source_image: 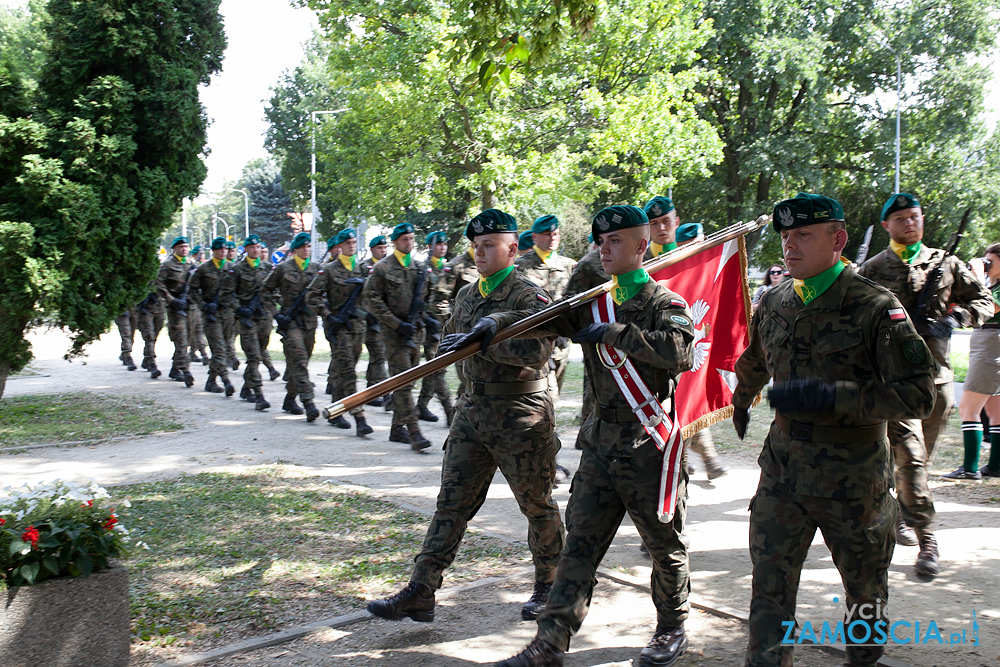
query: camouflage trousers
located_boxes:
[686,428,720,466]
[889,382,953,534]
[239,316,271,391]
[223,310,237,362]
[280,325,315,401]
[417,336,452,412]
[747,475,897,667]
[325,326,365,417]
[187,308,206,354]
[537,448,689,652]
[410,418,564,591]
[573,367,596,449]
[203,310,230,381]
[547,339,571,398]
[166,310,189,372]
[115,311,138,355]
[138,310,164,368]
[386,333,420,428]
[364,325,388,386]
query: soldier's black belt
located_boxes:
[775,413,887,444]
[471,379,548,396]
[981,323,1000,330]
[598,406,636,423]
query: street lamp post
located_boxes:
[214,212,234,242]
[310,108,350,261]
[874,36,902,193]
[225,188,249,239]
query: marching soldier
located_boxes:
[518,230,533,257]
[360,235,389,404]
[733,193,936,667]
[447,240,479,300]
[366,209,564,627]
[642,196,680,258]
[307,229,374,436]
[223,240,240,370]
[155,236,195,387]
[188,237,237,396]
[233,234,275,410]
[114,308,139,370]
[858,192,992,578]
[489,205,695,667]
[264,231,320,421]
[417,230,455,425]
[187,245,209,366]
[257,241,282,383]
[136,286,164,378]
[362,223,432,450]
[516,215,577,395]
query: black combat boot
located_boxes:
[200,349,209,365]
[355,415,373,436]
[521,581,552,620]
[240,385,252,401]
[230,356,240,370]
[330,415,351,429]
[148,364,161,379]
[253,388,270,411]
[303,400,320,422]
[123,354,137,371]
[189,351,198,364]
[141,358,150,370]
[417,404,439,422]
[168,366,182,381]
[493,638,564,667]
[408,425,431,451]
[704,456,729,480]
[915,534,940,578]
[366,581,435,622]
[205,376,223,393]
[389,424,410,444]
[638,625,687,667]
[222,377,235,397]
[183,371,195,387]
[366,396,385,407]
[283,394,304,415]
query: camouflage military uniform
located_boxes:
[516,248,577,395]
[859,246,992,534]
[136,290,165,371]
[189,259,237,384]
[565,248,609,445]
[359,257,388,387]
[410,270,564,591]
[264,258,319,402]
[733,265,936,666]
[155,254,192,373]
[307,259,367,415]
[446,248,479,299]
[114,308,138,360]
[491,279,695,652]
[233,257,275,392]
[417,258,455,418]
[362,254,428,431]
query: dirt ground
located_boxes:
[3,326,999,667]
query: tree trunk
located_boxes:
[756,171,773,207]
[480,183,497,211]
[724,146,743,224]
[0,360,8,400]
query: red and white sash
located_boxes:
[591,293,684,523]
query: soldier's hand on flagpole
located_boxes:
[733,406,750,440]
[571,323,621,345]
[768,378,836,413]
[439,317,497,354]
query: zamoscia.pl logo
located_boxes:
[781,597,980,647]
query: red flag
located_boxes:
[652,237,753,438]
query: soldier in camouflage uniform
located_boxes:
[233,235,275,411]
[257,242,281,382]
[264,231,321,421]
[366,209,564,627]
[516,215,577,396]
[136,286,164,378]
[447,244,479,299]
[642,195,680,259]
[362,223,432,450]
[492,206,695,667]
[858,192,992,578]
[188,236,237,397]
[518,230,533,257]
[416,230,455,425]
[732,193,936,667]
[186,245,209,366]
[114,308,139,371]
[359,236,390,404]
[155,236,195,387]
[307,229,374,436]
[223,240,240,371]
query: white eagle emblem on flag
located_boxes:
[689,299,712,372]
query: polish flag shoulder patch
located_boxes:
[537,293,550,304]
[670,298,687,309]
[888,308,906,321]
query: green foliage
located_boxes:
[242,157,296,250]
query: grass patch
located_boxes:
[0,392,182,447]
[116,466,526,665]
[951,350,968,383]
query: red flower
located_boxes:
[81,500,93,507]
[102,515,118,531]
[0,518,5,526]
[22,526,39,548]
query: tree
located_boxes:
[0,0,224,397]
[241,157,296,250]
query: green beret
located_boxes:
[172,236,190,248]
[391,223,415,241]
[592,205,648,239]
[289,231,311,250]
[518,230,534,250]
[210,236,225,251]
[466,209,518,240]
[191,244,201,254]
[369,235,387,248]
[676,223,703,243]
[881,192,921,221]
[531,215,559,234]
[425,230,447,245]
[326,235,339,249]
[773,192,845,232]
[643,196,675,219]
[225,241,236,249]
[244,234,261,246]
